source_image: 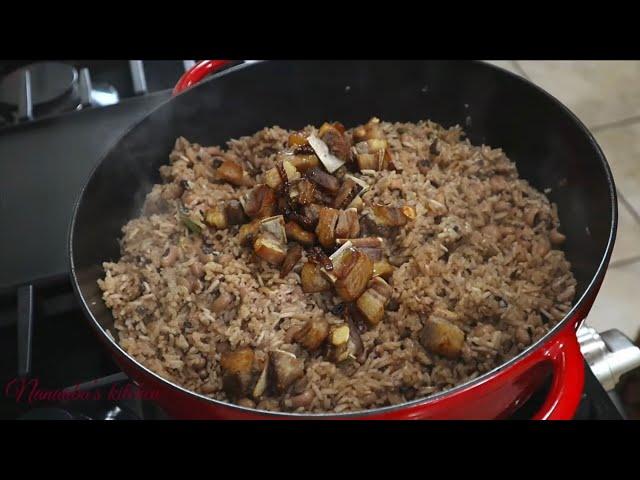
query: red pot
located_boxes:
[111,308,588,419]
[71,60,617,420]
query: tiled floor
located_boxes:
[485,61,640,340]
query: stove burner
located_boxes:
[0,62,78,107]
[0,61,120,125]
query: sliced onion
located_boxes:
[307,134,345,173]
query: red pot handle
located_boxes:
[531,326,585,420]
[173,60,233,96]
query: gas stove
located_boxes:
[0,60,195,129]
[0,60,634,419]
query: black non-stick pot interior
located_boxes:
[71,60,615,338]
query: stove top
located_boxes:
[0,60,192,129]
[0,60,629,420]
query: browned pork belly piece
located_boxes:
[238,219,261,246]
[288,154,320,172]
[318,122,351,162]
[265,159,301,191]
[285,221,316,246]
[352,117,385,142]
[241,184,277,219]
[333,178,360,209]
[336,237,384,261]
[327,320,364,363]
[204,206,227,229]
[316,207,340,248]
[306,167,340,193]
[371,204,416,227]
[293,317,330,352]
[280,244,303,278]
[352,118,395,171]
[419,317,465,359]
[216,159,253,186]
[253,216,288,265]
[355,277,393,326]
[220,347,255,398]
[287,132,308,148]
[372,260,395,279]
[205,200,247,230]
[334,208,360,239]
[270,350,305,393]
[253,234,286,265]
[290,178,317,205]
[302,203,322,228]
[300,262,332,293]
[329,245,374,302]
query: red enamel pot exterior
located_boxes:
[110,313,588,419]
[70,60,617,420]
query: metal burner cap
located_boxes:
[0,62,78,107]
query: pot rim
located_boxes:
[69,60,618,418]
